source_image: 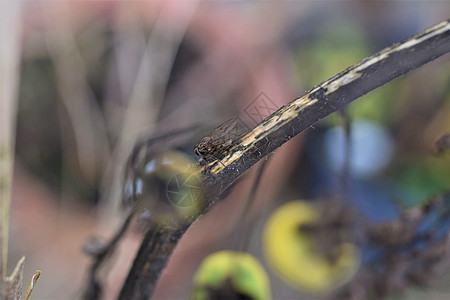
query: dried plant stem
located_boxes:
[117,223,189,300]
[0,1,22,298]
[106,1,199,214]
[24,270,41,300]
[82,209,136,300]
[44,3,111,191]
[202,19,450,195]
[120,19,450,300]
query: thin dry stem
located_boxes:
[0,1,22,295]
[24,270,41,300]
[105,1,199,214]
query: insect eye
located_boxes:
[194,147,207,156]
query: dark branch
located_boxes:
[118,19,450,299]
[82,209,135,300]
[201,19,450,196]
[117,223,189,300]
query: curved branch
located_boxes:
[202,19,450,196]
[119,19,450,299]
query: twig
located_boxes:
[0,1,22,298]
[24,270,41,300]
[82,208,136,300]
[3,257,25,300]
[201,19,450,196]
[44,3,111,185]
[117,223,189,300]
[236,157,270,251]
[105,1,199,214]
[118,20,450,299]
[339,108,352,195]
[117,125,202,298]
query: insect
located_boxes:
[194,118,240,164]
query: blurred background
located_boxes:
[1,0,448,299]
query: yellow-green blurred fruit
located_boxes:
[125,150,205,226]
[191,251,272,300]
[263,201,359,294]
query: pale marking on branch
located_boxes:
[324,20,450,95]
[396,20,450,52]
[325,72,362,95]
[210,96,319,173]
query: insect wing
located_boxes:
[194,118,241,162]
[207,118,239,145]
[215,118,238,134]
